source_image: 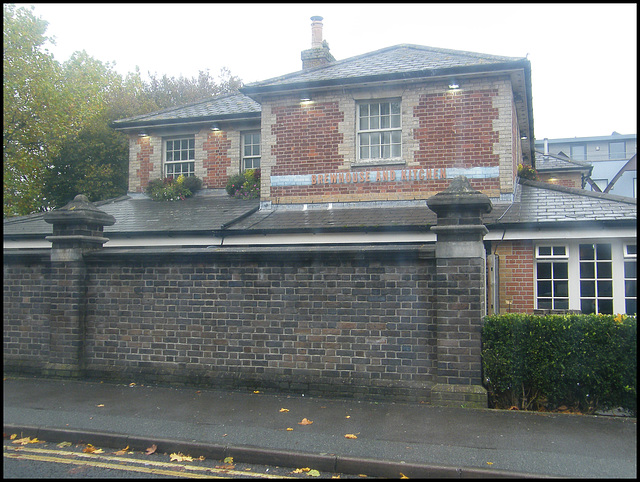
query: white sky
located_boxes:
[15,3,638,140]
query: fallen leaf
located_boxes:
[96,404,104,407]
[223,456,234,464]
[198,456,205,461]
[57,441,72,448]
[114,445,129,455]
[215,464,235,470]
[145,444,157,455]
[279,408,290,412]
[129,383,136,387]
[293,468,311,473]
[308,469,321,477]
[345,415,350,419]
[486,462,493,465]
[13,437,41,445]
[245,468,252,471]
[508,406,519,410]
[358,475,367,478]
[253,390,260,394]
[344,434,358,439]
[298,418,313,425]
[170,452,193,462]
[400,473,409,479]
[10,434,17,440]
[287,428,294,431]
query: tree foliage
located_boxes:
[3,4,243,217]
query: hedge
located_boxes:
[482,313,636,415]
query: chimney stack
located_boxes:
[301,16,335,70]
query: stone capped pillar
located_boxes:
[43,195,115,376]
[426,177,492,408]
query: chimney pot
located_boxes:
[311,16,324,48]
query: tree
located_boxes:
[3,4,66,216]
[4,4,244,216]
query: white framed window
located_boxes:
[579,243,613,314]
[357,100,401,162]
[242,132,261,170]
[165,137,195,178]
[534,241,636,315]
[624,243,637,315]
[535,245,569,310]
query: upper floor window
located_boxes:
[570,144,586,161]
[609,141,626,160]
[165,137,195,178]
[357,100,401,162]
[242,132,261,170]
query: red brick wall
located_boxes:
[414,90,499,169]
[494,240,535,314]
[203,131,233,189]
[269,89,503,203]
[136,137,154,192]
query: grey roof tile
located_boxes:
[111,93,261,128]
[3,192,260,237]
[243,44,525,91]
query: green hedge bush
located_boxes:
[482,313,636,415]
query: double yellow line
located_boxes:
[4,445,293,479]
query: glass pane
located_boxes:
[380,103,389,115]
[360,134,370,147]
[596,244,612,260]
[382,145,390,158]
[553,263,568,279]
[392,143,401,158]
[391,102,401,115]
[360,117,369,130]
[554,281,568,297]
[381,115,390,129]
[381,132,390,145]
[538,281,552,297]
[360,146,369,159]
[188,149,194,160]
[245,146,251,156]
[390,114,401,128]
[598,299,613,314]
[626,299,637,315]
[554,299,569,310]
[553,246,566,256]
[392,131,401,144]
[538,299,552,310]
[581,299,595,314]
[596,262,612,279]
[370,104,379,116]
[580,262,595,279]
[538,246,551,256]
[537,263,551,279]
[371,133,381,146]
[166,152,174,162]
[359,104,369,117]
[625,279,636,297]
[581,280,595,297]
[626,244,637,255]
[597,280,612,297]
[580,244,595,260]
[370,116,379,129]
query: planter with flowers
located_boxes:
[145,175,202,201]
[226,169,260,199]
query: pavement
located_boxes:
[3,376,636,478]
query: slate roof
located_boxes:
[241,44,527,92]
[535,151,592,173]
[4,180,635,242]
[3,191,260,238]
[111,93,261,129]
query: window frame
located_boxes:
[241,131,261,171]
[164,136,195,178]
[623,243,637,315]
[535,244,570,311]
[608,141,626,160]
[356,99,402,164]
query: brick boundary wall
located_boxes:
[4,178,491,407]
[4,246,438,402]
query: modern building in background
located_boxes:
[535,133,637,197]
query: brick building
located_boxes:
[4,17,636,405]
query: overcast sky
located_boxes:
[16,3,638,140]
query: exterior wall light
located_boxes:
[211,123,220,131]
[448,82,460,90]
[300,95,312,103]
[138,131,148,137]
